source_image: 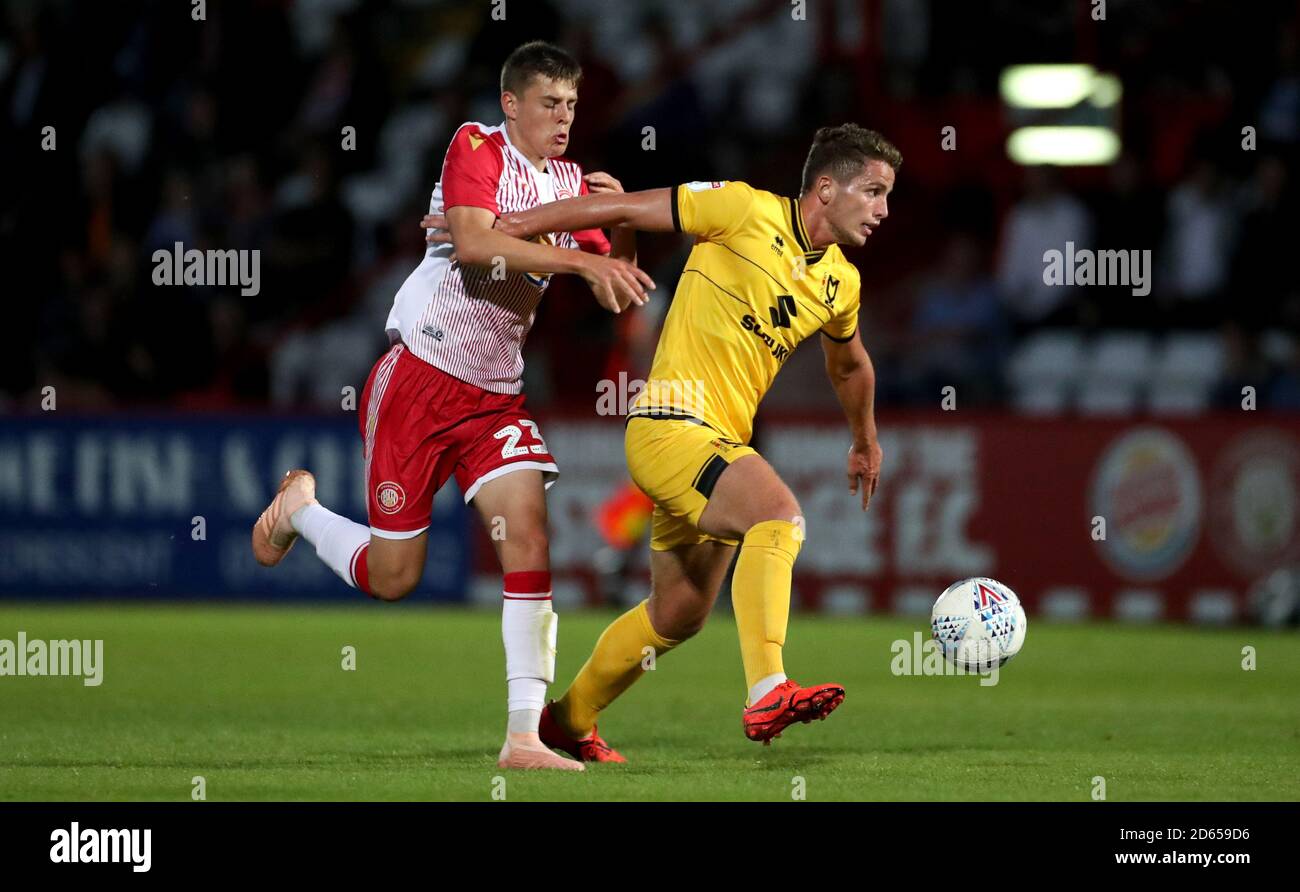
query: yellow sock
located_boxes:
[554,600,678,738]
[731,519,802,696]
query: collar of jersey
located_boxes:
[787,196,826,265]
[500,122,550,176]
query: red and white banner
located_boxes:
[473,413,1300,623]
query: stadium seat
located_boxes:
[1007,330,1086,388]
[1012,382,1070,414]
[1008,330,1084,415]
[1086,332,1154,384]
[1147,333,1226,415]
[1147,382,1212,414]
[1074,332,1153,416]
[1154,333,1227,382]
[1077,380,1142,415]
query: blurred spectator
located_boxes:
[1160,158,1236,322]
[902,234,1008,405]
[996,166,1093,329]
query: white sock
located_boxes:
[749,672,787,705]
[291,503,369,589]
[502,582,555,735]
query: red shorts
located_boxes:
[358,343,558,538]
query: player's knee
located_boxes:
[745,496,802,532]
[368,562,422,601]
[663,611,708,641]
[647,591,710,642]
[501,525,549,571]
[740,511,806,559]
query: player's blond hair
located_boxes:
[800,124,902,193]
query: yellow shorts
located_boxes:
[624,416,757,551]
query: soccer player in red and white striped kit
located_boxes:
[252,42,654,771]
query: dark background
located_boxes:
[2,0,1297,416]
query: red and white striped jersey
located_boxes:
[386,121,611,394]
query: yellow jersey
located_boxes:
[628,180,861,444]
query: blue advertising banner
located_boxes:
[0,415,470,601]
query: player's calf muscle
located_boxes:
[366,536,425,601]
[367,565,421,601]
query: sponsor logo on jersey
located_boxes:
[768,294,797,328]
[524,234,558,287]
[824,273,840,307]
[739,313,791,363]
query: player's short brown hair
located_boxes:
[500,41,582,96]
[800,124,902,193]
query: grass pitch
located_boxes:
[1,604,1296,801]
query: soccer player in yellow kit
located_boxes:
[426,124,897,760]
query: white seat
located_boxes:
[1013,382,1070,414]
[1077,381,1142,415]
[1148,381,1212,414]
[1154,333,1226,384]
[1007,330,1085,389]
[1086,332,1154,385]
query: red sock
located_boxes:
[351,543,372,596]
[504,570,551,600]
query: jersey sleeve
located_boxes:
[671,180,756,242]
[572,176,612,255]
[821,268,861,342]
[440,125,503,215]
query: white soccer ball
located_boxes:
[930,577,1027,672]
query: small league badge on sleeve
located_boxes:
[684,181,726,191]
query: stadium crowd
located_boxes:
[2,0,1297,413]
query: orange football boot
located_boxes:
[742,679,845,744]
[539,703,627,763]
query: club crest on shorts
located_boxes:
[375,481,406,514]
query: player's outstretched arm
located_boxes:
[583,172,637,265]
[496,187,677,240]
[426,189,676,246]
[822,331,883,510]
[446,205,654,313]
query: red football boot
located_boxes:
[742,679,845,744]
[539,703,627,763]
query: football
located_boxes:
[930,577,1028,672]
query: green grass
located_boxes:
[0,604,1297,801]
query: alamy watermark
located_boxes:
[890,631,1000,687]
[50,823,150,872]
[596,372,707,417]
[1042,241,1151,297]
[0,632,103,686]
[152,241,261,296]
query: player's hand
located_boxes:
[421,213,454,251]
[847,440,883,511]
[579,253,655,314]
[583,171,624,194]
